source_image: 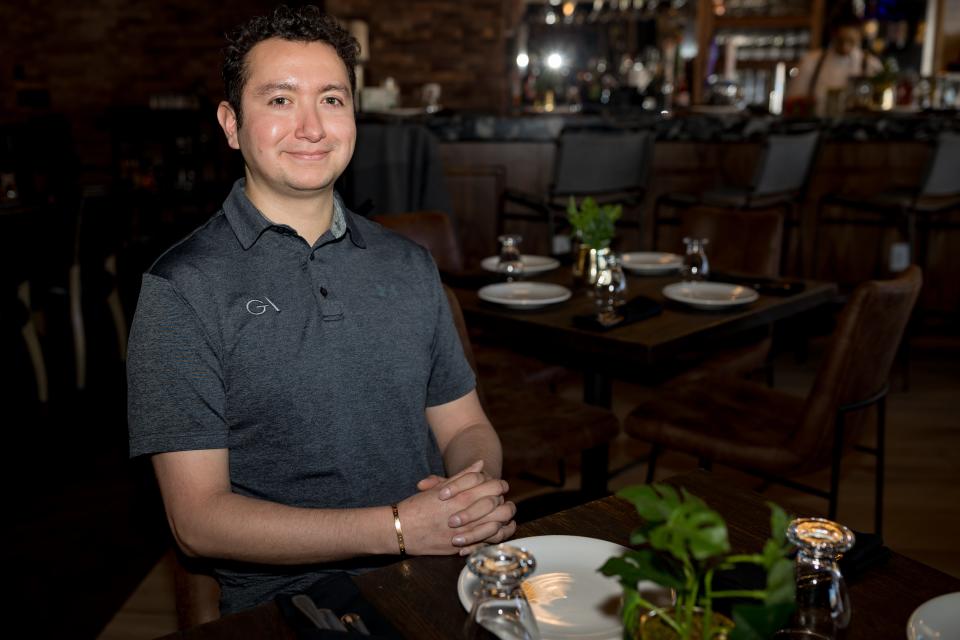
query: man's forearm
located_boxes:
[441,421,503,479]
[172,492,398,565]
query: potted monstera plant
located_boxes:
[600,484,796,640]
[568,196,622,286]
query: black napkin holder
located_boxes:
[572,295,662,332]
[276,572,402,639]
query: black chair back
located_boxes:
[751,131,820,198]
[552,129,653,197]
[919,132,960,198]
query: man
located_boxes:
[787,12,883,116]
[127,5,515,615]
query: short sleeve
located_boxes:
[424,264,476,407]
[127,273,228,458]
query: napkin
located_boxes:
[572,295,662,332]
[709,271,806,297]
[838,530,891,581]
[276,573,402,639]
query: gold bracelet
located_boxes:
[391,503,406,556]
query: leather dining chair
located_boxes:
[371,210,464,274]
[623,266,922,535]
[371,210,569,392]
[653,130,820,275]
[172,550,221,629]
[665,207,785,384]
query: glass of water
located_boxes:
[463,544,540,640]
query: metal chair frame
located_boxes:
[645,383,889,535]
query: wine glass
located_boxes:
[777,518,855,640]
[497,234,524,282]
[681,237,710,282]
[463,544,540,640]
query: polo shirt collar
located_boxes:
[223,179,365,250]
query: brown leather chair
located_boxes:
[443,286,620,508]
[172,549,221,629]
[371,210,464,274]
[669,207,785,382]
[372,209,569,392]
[623,266,922,535]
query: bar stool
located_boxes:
[653,130,821,275]
[498,128,654,255]
[814,132,960,282]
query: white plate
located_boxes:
[907,592,960,640]
[662,281,759,310]
[620,252,683,275]
[478,282,571,310]
[458,535,651,640]
[481,255,561,275]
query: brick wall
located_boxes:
[327,0,517,113]
[1,0,516,118]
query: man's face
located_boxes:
[218,38,356,200]
[832,26,861,56]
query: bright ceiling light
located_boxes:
[547,52,563,69]
[545,11,557,24]
[562,1,575,16]
[516,52,530,68]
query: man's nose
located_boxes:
[295,104,325,141]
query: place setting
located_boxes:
[478,234,571,311]
[660,237,760,312]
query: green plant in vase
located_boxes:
[568,196,622,284]
[567,196,622,250]
[600,484,796,640]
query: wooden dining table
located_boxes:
[452,270,836,408]
[450,269,837,494]
[165,470,960,640]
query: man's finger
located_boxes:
[416,475,445,491]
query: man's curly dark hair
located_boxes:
[223,4,360,127]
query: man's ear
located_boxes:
[217,101,241,150]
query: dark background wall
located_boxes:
[0,0,516,184]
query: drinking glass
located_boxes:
[594,252,627,325]
[681,237,710,281]
[497,234,524,282]
[778,517,855,640]
[463,544,540,640]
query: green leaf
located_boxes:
[764,558,795,605]
[767,502,790,547]
[599,556,649,590]
[729,602,796,640]
[685,509,731,560]
[625,549,686,590]
[617,485,678,523]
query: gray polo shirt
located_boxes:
[127,179,476,613]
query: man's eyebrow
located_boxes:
[253,81,298,96]
[252,82,350,96]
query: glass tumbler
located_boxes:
[463,544,540,640]
[780,517,856,640]
[497,234,524,281]
[594,252,628,319]
[681,237,710,282]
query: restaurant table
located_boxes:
[164,470,960,640]
[453,271,837,493]
[453,272,836,407]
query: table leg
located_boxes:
[581,368,612,496]
[583,368,612,408]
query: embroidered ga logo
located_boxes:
[246,297,280,315]
[374,284,399,298]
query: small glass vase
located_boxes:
[463,544,541,640]
[637,607,733,640]
[497,234,524,282]
[574,245,612,288]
